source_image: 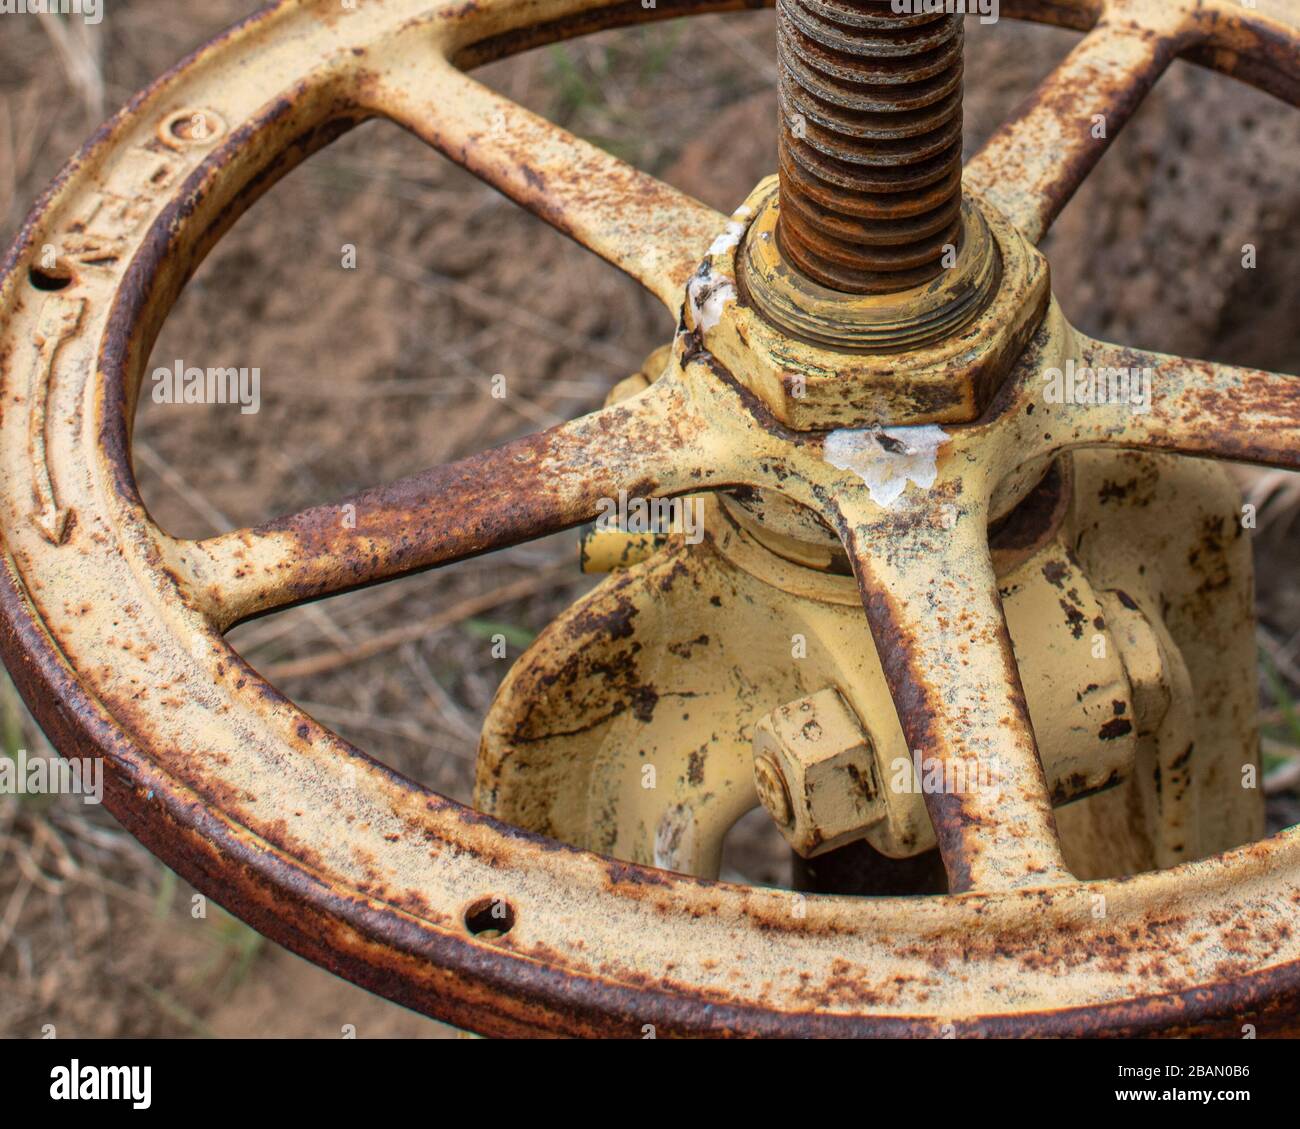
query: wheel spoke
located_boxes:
[175,375,723,627]
[362,54,725,311]
[965,6,1193,244]
[445,0,769,66]
[999,2,1102,33]
[833,481,1070,893]
[1028,337,1300,469]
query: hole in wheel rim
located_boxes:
[28,262,74,291]
[464,896,515,940]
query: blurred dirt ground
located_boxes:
[1,1,1298,1037]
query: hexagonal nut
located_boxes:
[689,177,1051,431]
[752,688,886,858]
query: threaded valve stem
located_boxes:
[776,0,965,294]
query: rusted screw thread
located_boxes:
[776,0,965,294]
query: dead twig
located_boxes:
[1244,469,1300,539]
[37,13,105,122]
[263,567,573,681]
[374,250,639,374]
[1260,626,1300,688]
[1264,738,1300,796]
[401,641,482,746]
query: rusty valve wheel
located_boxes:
[2,0,1300,1038]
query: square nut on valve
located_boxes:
[752,688,887,858]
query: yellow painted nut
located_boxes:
[753,753,794,829]
[752,688,887,858]
[693,177,1052,431]
[577,525,666,574]
[1098,590,1173,733]
[1095,589,1202,868]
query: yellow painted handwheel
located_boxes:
[1,0,1298,1036]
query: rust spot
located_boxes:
[1099,718,1133,741]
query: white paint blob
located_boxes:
[686,267,737,332]
[686,205,755,333]
[707,219,748,258]
[824,425,949,508]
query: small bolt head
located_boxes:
[752,688,887,857]
[754,753,794,828]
